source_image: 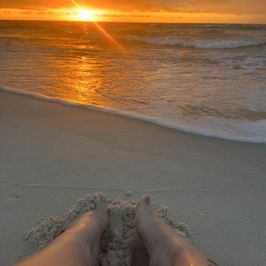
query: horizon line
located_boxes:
[0,19,266,25]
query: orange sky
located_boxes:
[0,0,266,23]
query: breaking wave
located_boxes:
[124,35,266,49]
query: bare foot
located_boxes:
[16,207,107,266]
[135,197,217,266]
[64,206,107,266]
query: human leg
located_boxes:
[16,207,107,266]
[135,197,217,266]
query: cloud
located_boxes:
[0,0,265,15]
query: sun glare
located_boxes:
[76,9,94,21]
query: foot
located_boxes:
[69,206,107,239]
[135,196,217,266]
[67,206,107,266]
[17,207,107,266]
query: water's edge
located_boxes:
[1,85,265,144]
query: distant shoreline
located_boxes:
[0,19,266,25]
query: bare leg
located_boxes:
[16,207,107,266]
[135,197,217,266]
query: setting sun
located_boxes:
[75,8,95,21]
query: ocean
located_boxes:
[1,21,266,142]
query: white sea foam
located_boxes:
[1,22,266,145]
[1,85,266,144]
[124,35,266,49]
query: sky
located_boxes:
[0,0,265,23]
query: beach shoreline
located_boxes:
[0,90,266,266]
[1,85,265,144]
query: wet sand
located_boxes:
[0,90,265,265]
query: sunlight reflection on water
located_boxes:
[1,21,266,142]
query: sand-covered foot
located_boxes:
[135,196,217,266]
[69,206,107,241]
[17,207,107,266]
[67,206,107,266]
[135,196,178,265]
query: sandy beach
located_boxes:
[0,90,266,266]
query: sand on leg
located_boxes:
[135,197,217,266]
[15,207,107,266]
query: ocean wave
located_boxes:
[124,35,266,49]
[1,85,266,144]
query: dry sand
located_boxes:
[0,90,266,266]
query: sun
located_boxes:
[76,9,95,21]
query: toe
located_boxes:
[137,196,151,209]
[143,196,151,204]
